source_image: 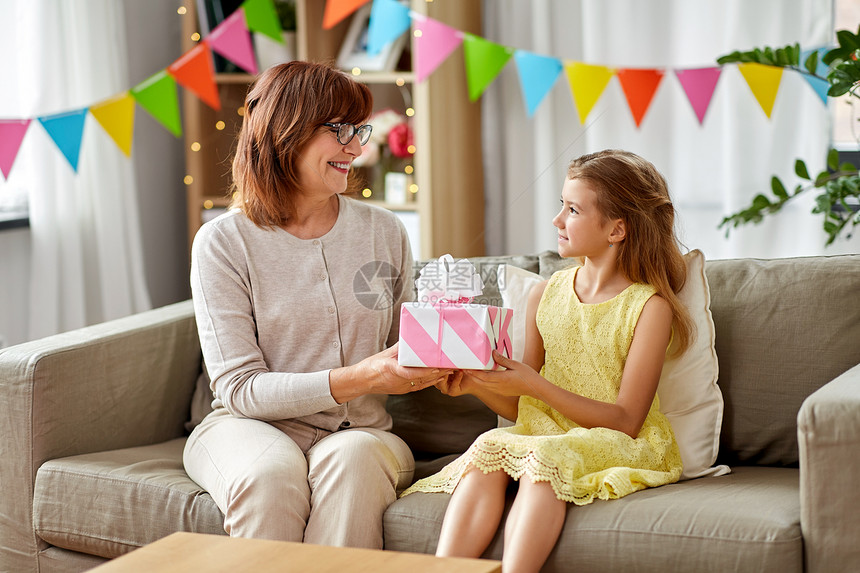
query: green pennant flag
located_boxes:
[462,33,513,102]
[131,70,182,137]
[243,0,283,43]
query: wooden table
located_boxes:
[89,532,502,573]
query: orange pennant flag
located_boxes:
[616,68,665,128]
[737,63,783,119]
[90,92,135,157]
[168,43,221,111]
[564,62,614,124]
[323,0,370,30]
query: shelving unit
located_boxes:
[181,0,485,259]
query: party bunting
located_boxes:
[38,109,89,172]
[737,63,784,119]
[565,62,614,124]
[323,0,369,30]
[616,68,664,127]
[90,92,135,157]
[800,47,831,104]
[514,51,564,117]
[168,42,221,111]
[674,67,722,125]
[0,119,31,180]
[367,0,410,55]
[0,0,835,183]
[131,70,182,137]
[243,0,283,42]
[206,8,258,75]
[413,15,463,84]
[463,34,514,102]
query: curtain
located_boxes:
[1,0,151,340]
[482,0,860,259]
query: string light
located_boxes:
[362,188,373,198]
[191,32,201,42]
[215,120,226,130]
[203,200,213,209]
[184,175,194,185]
[407,145,416,154]
[237,106,245,117]
[190,142,201,152]
[177,6,187,15]
[395,78,406,87]
[351,67,362,76]
[404,165,414,174]
[405,107,415,117]
[409,184,419,194]
[413,31,423,39]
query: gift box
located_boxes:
[398,255,513,370]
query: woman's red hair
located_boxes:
[230,61,373,228]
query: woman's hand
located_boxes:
[330,344,453,403]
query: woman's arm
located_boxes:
[192,220,443,421]
[471,294,673,438]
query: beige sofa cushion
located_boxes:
[706,255,860,466]
[33,438,225,559]
[385,466,802,573]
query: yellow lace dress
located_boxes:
[401,266,682,504]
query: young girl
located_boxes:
[402,149,693,572]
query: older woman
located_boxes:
[183,61,445,548]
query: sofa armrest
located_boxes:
[798,362,860,573]
[0,300,200,572]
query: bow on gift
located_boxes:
[416,254,484,304]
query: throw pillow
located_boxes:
[498,264,546,362]
[498,251,728,480]
[659,250,729,480]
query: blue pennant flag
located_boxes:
[514,50,563,116]
[367,0,411,56]
[800,46,831,105]
[38,108,89,172]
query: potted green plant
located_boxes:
[716,26,860,245]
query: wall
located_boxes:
[124,0,190,310]
[0,2,188,347]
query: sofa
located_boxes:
[1,251,859,573]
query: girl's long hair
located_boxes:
[230,60,373,228]
[568,149,693,356]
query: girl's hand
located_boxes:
[435,370,484,397]
[467,350,545,399]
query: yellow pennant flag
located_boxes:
[90,92,135,156]
[737,63,783,119]
[564,62,614,124]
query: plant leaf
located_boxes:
[827,81,853,97]
[771,176,789,199]
[827,148,840,171]
[804,50,819,75]
[752,194,771,210]
[795,159,810,180]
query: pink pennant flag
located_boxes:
[413,14,463,83]
[205,8,258,75]
[0,119,31,180]
[674,67,722,125]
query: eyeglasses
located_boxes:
[323,122,373,146]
